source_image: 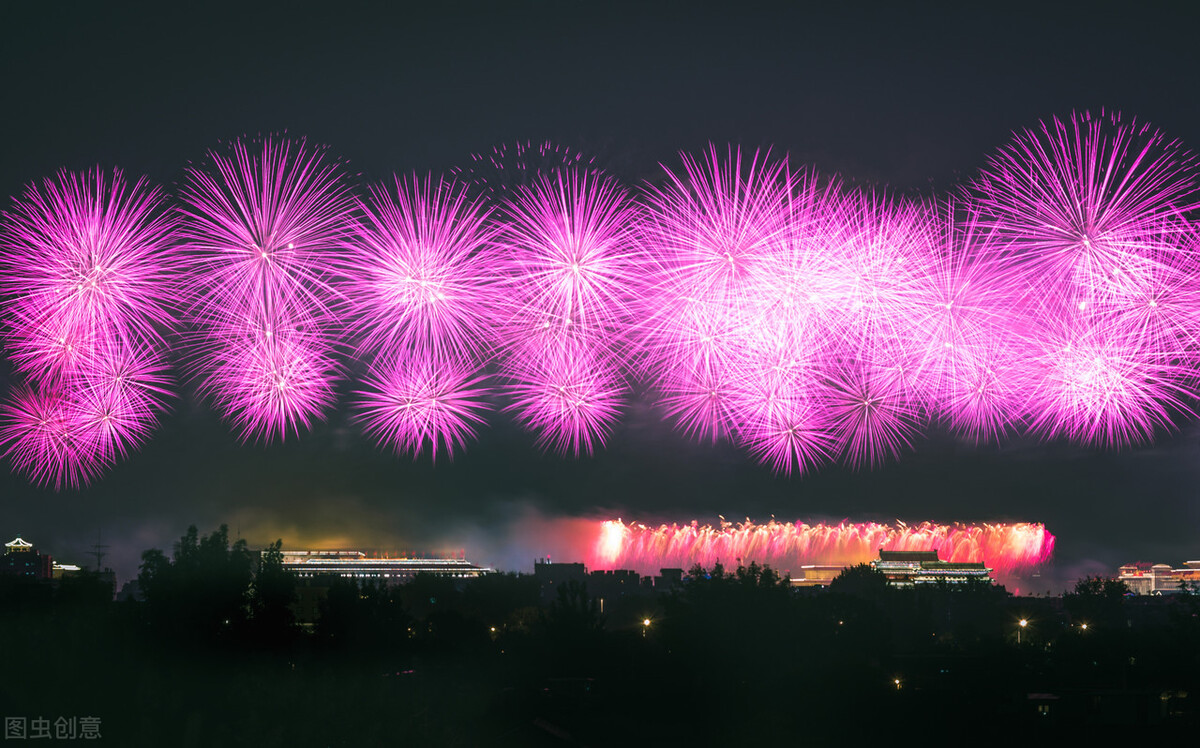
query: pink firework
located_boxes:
[0,167,178,380]
[70,339,172,464]
[973,110,1198,290]
[1023,317,1189,445]
[731,371,834,475]
[341,175,501,360]
[914,203,1030,441]
[198,323,338,442]
[822,357,923,467]
[0,387,93,489]
[638,147,799,442]
[973,111,1200,445]
[591,518,1056,580]
[0,167,178,487]
[179,137,353,441]
[497,169,644,355]
[494,168,641,453]
[0,344,170,489]
[356,351,491,462]
[503,345,625,456]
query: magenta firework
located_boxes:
[495,168,643,454]
[972,110,1200,446]
[178,137,354,442]
[342,174,499,460]
[0,168,178,488]
[3,112,1200,488]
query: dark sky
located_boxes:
[2,0,1199,589]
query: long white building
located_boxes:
[279,549,493,582]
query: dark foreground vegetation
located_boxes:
[2,526,1199,746]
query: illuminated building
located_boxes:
[2,536,53,580]
[51,563,82,579]
[281,549,493,582]
[789,565,845,588]
[870,549,992,587]
[281,549,494,624]
[1117,561,1200,595]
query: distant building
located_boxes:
[280,549,493,583]
[656,568,684,590]
[51,563,82,579]
[281,549,494,625]
[871,549,992,587]
[1118,561,1200,595]
[789,564,845,588]
[533,559,587,603]
[2,536,53,580]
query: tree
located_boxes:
[1063,575,1128,629]
[829,563,889,600]
[249,539,296,642]
[138,525,255,641]
[317,578,411,654]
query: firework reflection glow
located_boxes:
[590,519,1055,579]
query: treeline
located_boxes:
[2,527,1199,745]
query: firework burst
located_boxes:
[973,111,1200,445]
[5,113,1200,487]
[503,345,625,456]
[494,168,641,452]
[0,167,178,487]
[341,175,501,360]
[179,137,353,441]
[356,351,491,462]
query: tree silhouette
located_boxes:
[138,524,254,641]
[829,563,889,601]
[1064,575,1129,629]
[249,539,296,644]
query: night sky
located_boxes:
[3,1,1199,590]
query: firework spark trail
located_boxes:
[341,175,501,361]
[972,110,1200,446]
[637,147,801,447]
[339,175,502,461]
[179,137,353,442]
[0,168,178,487]
[450,139,599,200]
[356,351,491,462]
[497,168,642,453]
[591,518,1055,578]
[4,112,1200,487]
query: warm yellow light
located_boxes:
[1019,619,1028,627]
[643,618,651,627]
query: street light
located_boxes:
[1018,618,1028,644]
[893,678,901,691]
[642,617,651,638]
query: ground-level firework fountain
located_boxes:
[589,518,1055,587]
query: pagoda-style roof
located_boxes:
[878,550,940,563]
[5,536,33,552]
[921,561,987,570]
